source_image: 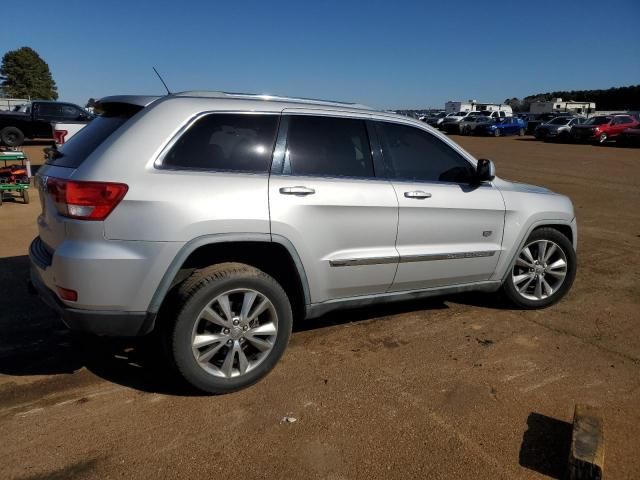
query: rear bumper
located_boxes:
[30,265,155,336]
[29,237,156,336]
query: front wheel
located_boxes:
[168,262,292,394]
[598,133,608,144]
[519,128,525,136]
[493,128,501,137]
[502,228,576,309]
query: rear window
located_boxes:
[46,103,141,168]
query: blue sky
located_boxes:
[2,0,639,109]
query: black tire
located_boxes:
[22,189,29,204]
[168,262,292,394]
[501,227,576,309]
[0,127,25,147]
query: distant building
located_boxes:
[529,98,595,115]
[445,100,511,114]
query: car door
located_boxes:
[373,120,505,291]
[269,111,399,303]
[612,116,634,137]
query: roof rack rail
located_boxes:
[173,90,375,111]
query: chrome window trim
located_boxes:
[330,250,497,267]
[153,110,281,172]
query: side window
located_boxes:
[500,111,506,118]
[61,105,81,119]
[376,122,475,183]
[37,103,58,118]
[285,115,373,178]
[620,116,633,124]
[163,114,278,172]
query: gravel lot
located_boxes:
[1,136,638,479]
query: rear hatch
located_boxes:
[36,100,152,253]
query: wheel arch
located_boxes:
[497,219,576,283]
[148,233,311,320]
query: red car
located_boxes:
[570,114,640,144]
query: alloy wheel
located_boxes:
[191,288,278,378]
[511,240,568,301]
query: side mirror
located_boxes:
[475,158,495,183]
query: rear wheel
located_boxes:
[0,127,25,147]
[22,189,29,204]
[493,128,501,137]
[519,128,525,136]
[598,133,608,144]
[168,262,292,394]
[502,228,576,309]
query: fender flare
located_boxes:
[147,233,311,314]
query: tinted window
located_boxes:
[377,122,474,183]
[37,103,58,117]
[47,117,128,168]
[164,114,278,172]
[285,116,373,178]
[61,105,81,119]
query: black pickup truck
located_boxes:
[0,101,94,146]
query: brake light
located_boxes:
[53,129,68,145]
[47,178,128,220]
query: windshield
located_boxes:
[549,117,571,125]
[585,116,611,125]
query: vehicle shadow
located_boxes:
[0,254,508,396]
[519,412,572,479]
[0,255,196,396]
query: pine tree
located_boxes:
[0,47,58,100]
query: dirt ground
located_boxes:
[1,137,638,479]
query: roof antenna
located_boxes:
[153,67,172,95]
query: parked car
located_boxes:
[440,111,485,132]
[526,112,574,134]
[0,101,94,146]
[459,116,495,135]
[428,112,456,128]
[570,114,640,144]
[29,91,577,394]
[424,111,447,127]
[474,116,527,136]
[616,125,640,147]
[534,117,585,141]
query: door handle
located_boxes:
[279,186,316,196]
[404,190,432,199]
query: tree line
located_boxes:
[505,85,640,112]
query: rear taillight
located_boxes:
[47,178,128,221]
[53,129,68,145]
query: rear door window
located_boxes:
[283,115,374,178]
[46,103,141,168]
[163,114,278,173]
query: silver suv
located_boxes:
[30,91,577,393]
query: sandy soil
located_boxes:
[0,136,638,479]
